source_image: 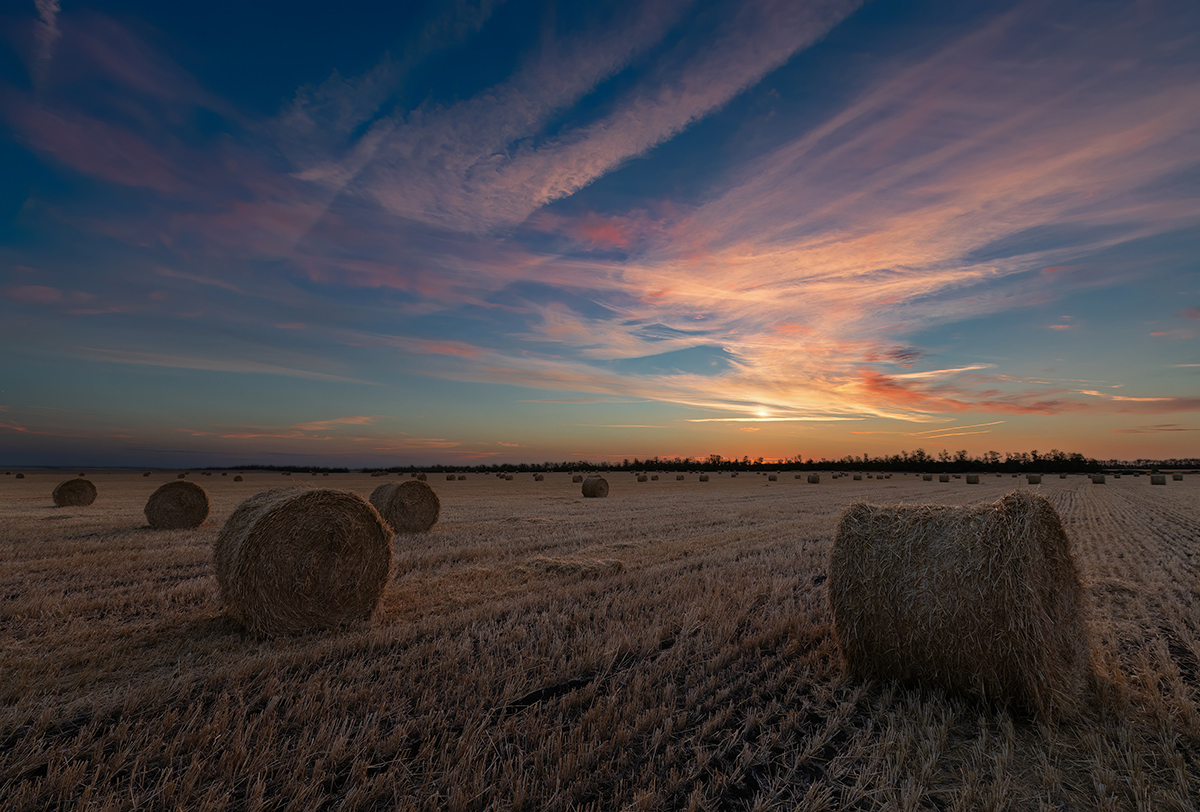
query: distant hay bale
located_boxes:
[417,473,427,481]
[202,472,212,477]
[651,475,659,481]
[1027,475,1042,484]
[505,474,514,481]
[1173,473,1184,481]
[966,475,980,484]
[215,488,391,635]
[534,474,545,481]
[177,473,187,479]
[323,473,329,476]
[143,471,152,477]
[370,480,440,533]
[15,472,25,479]
[582,476,609,497]
[572,475,584,483]
[53,478,97,507]
[637,474,648,482]
[282,472,291,476]
[1113,473,1121,479]
[457,475,466,480]
[447,474,456,481]
[1151,475,1166,485]
[938,475,950,483]
[768,474,778,481]
[1091,475,1106,484]
[145,480,209,529]
[853,474,862,481]
[731,472,738,477]
[699,474,710,482]
[676,474,685,481]
[808,474,820,484]
[922,474,933,481]
[830,490,1091,718]
[234,475,244,482]
[222,472,228,476]
[1059,474,1067,479]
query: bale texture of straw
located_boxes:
[1027,475,1043,484]
[145,480,210,529]
[938,475,950,483]
[370,480,440,533]
[53,478,97,507]
[1151,475,1166,485]
[572,475,584,483]
[830,490,1091,718]
[215,488,392,635]
[234,475,244,482]
[1092,475,1106,484]
[808,474,820,484]
[582,476,609,498]
[966,475,980,484]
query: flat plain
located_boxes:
[1,470,1198,810]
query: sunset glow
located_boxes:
[2,0,1198,467]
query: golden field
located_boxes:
[1,470,1198,810]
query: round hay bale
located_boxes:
[370,480,440,533]
[534,474,545,481]
[505,474,514,481]
[966,475,980,484]
[938,474,950,483]
[177,473,187,479]
[731,472,738,477]
[853,474,862,481]
[145,480,209,529]
[447,474,457,481]
[677,474,685,481]
[1173,473,1184,481]
[922,474,933,481]
[234,475,244,482]
[1059,474,1067,479]
[582,476,609,498]
[215,488,391,635]
[637,474,648,482]
[143,471,152,477]
[830,490,1091,718]
[1091,475,1106,484]
[323,473,329,476]
[768,474,778,481]
[457,475,466,480]
[282,472,291,476]
[53,478,96,507]
[417,473,427,481]
[699,474,710,482]
[1027,474,1042,484]
[808,474,821,484]
[15,472,25,479]
[1151,475,1166,485]
[78,472,85,477]
[572,475,584,483]
[651,475,658,481]
[1113,473,1121,479]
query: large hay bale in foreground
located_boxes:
[145,480,209,529]
[370,480,440,533]
[215,488,392,635]
[53,478,97,507]
[582,476,609,498]
[830,491,1090,718]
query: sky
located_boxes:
[1,0,1198,468]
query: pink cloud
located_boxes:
[1178,307,1200,321]
[5,285,63,304]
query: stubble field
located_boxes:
[1,470,1198,810]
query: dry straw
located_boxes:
[582,476,609,498]
[370,480,440,533]
[829,490,1091,718]
[214,488,392,635]
[53,478,97,507]
[505,474,514,480]
[144,480,210,529]
[966,475,980,484]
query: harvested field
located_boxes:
[1,471,1198,810]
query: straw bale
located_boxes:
[145,480,209,529]
[215,488,392,635]
[416,473,427,481]
[370,480,440,533]
[923,474,933,481]
[938,474,950,483]
[677,474,685,480]
[1174,473,1184,481]
[966,475,980,484]
[1151,475,1166,485]
[699,474,710,482]
[1059,474,1067,479]
[651,475,658,481]
[853,474,862,481]
[177,473,187,479]
[582,476,609,498]
[15,473,25,479]
[808,474,820,484]
[234,475,244,482]
[637,475,648,482]
[143,471,152,477]
[1027,474,1042,484]
[505,474,514,480]
[830,490,1091,718]
[457,475,466,480]
[53,478,97,507]
[768,474,778,481]
[447,474,457,481]
[535,474,545,481]
[572,475,584,483]
[1091,475,1106,484]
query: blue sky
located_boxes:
[1,0,1198,467]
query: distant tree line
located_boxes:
[201,450,1200,475]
